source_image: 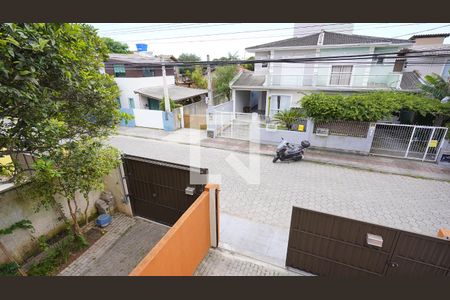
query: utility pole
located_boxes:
[161,58,171,112]
[207,54,213,105]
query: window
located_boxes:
[143,67,155,77]
[329,65,353,86]
[393,59,406,72]
[269,95,291,116]
[128,98,135,109]
[113,64,126,77]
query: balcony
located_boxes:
[264,73,402,90]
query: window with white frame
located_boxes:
[329,65,353,86]
[269,95,290,116]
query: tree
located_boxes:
[178,53,201,75]
[0,23,125,238]
[189,66,207,89]
[159,98,181,111]
[242,56,255,71]
[420,72,450,101]
[101,37,131,54]
[213,52,239,61]
[213,65,239,99]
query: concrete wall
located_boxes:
[0,185,100,264]
[133,109,164,129]
[115,76,175,109]
[0,166,130,264]
[234,90,251,112]
[250,119,376,155]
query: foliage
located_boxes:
[101,37,131,54]
[0,220,34,236]
[0,262,19,276]
[177,53,201,74]
[0,23,125,177]
[27,232,88,276]
[301,92,446,122]
[273,109,305,130]
[27,138,121,234]
[242,56,255,71]
[420,72,450,100]
[0,23,125,237]
[188,66,207,89]
[213,52,239,61]
[213,65,239,100]
[159,98,182,111]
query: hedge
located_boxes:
[301,92,448,122]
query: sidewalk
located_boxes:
[117,127,450,182]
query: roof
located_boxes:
[134,85,207,101]
[246,31,412,51]
[231,71,266,87]
[107,53,172,64]
[409,33,450,40]
[399,71,423,91]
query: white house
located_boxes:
[230,30,414,117]
[104,52,177,110]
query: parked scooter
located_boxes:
[272,138,310,163]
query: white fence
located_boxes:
[133,109,164,129]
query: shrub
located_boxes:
[301,92,444,122]
[273,109,305,130]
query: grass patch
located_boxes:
[0,262,20,276]
[27,234,88,276]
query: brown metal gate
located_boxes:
[122,155,208,226]
[286,207,450,277]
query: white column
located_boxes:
[162,61,171,112]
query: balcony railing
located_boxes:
[265,73,402,89]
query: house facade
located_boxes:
[104,52,176,110]
[230,31,414,117]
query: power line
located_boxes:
[393,24,450,38]
[113,23,423,44]
[100,23,240,35]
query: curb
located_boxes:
[115,133,450,183]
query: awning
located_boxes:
[134,85,208,102]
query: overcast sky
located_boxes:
[90,23,450,60]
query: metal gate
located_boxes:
[214,112,267,141]
[286,207,450,277]
[122,155,208,226]
[370,123,448,161]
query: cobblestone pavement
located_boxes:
[110,136,450,237]
[59,215,168,276]
[194,248,306,276]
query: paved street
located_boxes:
[194,248,305,276]
[109,135,450,267]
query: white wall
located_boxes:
[133,109,164,129]
[115,76,175,109]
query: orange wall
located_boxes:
[129,185,219,276]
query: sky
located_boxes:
[90,23,450,60]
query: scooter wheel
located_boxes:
[272,156,279,163]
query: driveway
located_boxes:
[109,135,450,266]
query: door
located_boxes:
[122,155,208,226]
[269,95,291,117]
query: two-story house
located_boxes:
[230,31,414,117]
[104,52,177,110]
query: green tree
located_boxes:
[213,52,239,61]
[189,66,207,89]
[178,53,201,75]
[242,56,255,71]
[159,98,181,111]
[0,23,126,237]
[420,72,450,101]
[213,65,239,99]
[101,37,131,54]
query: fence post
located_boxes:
[422,127,436,161]
[404,126,416,158]
[205,184,220,248]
